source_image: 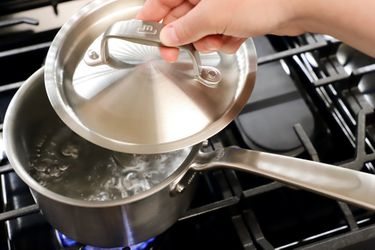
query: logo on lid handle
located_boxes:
[137,24,157,35]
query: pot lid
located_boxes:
[44,0,257,154]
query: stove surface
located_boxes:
[1,1,375,250]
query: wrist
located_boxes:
[271,0,312,36]
[286,0,332,35]
[293,0,318,32]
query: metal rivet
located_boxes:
[199,67,221,85]
[207,70,217,80]
[88,50,99,60]
[202,140,209,147]
[175,184,185,193]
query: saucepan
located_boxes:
[4,68,375,248]
[4,0,375,248]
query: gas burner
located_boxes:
[0,0,65,15]
[56,231,155,250]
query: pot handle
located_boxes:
[84,19,222,87]
[191,147,375,210]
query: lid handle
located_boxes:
[84,19,222,87]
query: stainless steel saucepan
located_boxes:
[4,68,375,248]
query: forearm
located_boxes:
[293,0,375,57]
[137,0,375,60]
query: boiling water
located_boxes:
[29,126,191,201]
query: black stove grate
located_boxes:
[0,0,70,15]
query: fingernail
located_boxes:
[160,24,180,46]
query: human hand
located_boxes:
[136,0,304,62]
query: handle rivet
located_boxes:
[207,70,218,80]
[175,184,185,193]
[199,67,221,85]
[88,50,99,60]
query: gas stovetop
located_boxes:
[1,1,375,250]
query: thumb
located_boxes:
[160,4,217,46]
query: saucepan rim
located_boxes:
[3,68,203,208]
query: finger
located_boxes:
[193,35,245,54]
[158,36,244,63]
[193,35,224,52]
[158,2,194,62]
[220,37,246,53]
[160,1,222,46]
[159,36,244,63]
[136,0,185,21]
[163,1,195,24]
[159,46,180,62]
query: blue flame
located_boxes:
[57,231,154,250]
[83,247,122,250]
[57,232,79,247]
[130,238,155,250]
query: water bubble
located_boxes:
[125,171,137,181]
[34,164,47,172]
[61,144,79,159]
[58,165,69,171]
[47,151,55,157]
[90,191,110,201]
[41,158,55,165]
[29,126,191,202]
[39,180,47,187]
[143,172,152,179]
[49,167,62,177]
